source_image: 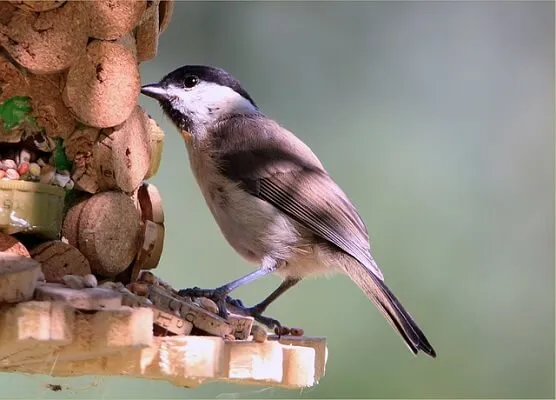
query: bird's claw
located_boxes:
[178,287,230,319]
[225,296,282,329]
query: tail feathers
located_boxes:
[346,262,436,358]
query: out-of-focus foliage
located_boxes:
[1,2,552,398]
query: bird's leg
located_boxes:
[226,277,301,329]
[178,259,278,320]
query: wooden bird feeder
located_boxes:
[0,0,328,390]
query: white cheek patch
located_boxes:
[166,82,257,127]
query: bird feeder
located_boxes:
[0,0,327,390]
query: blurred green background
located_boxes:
[2,1,553,399]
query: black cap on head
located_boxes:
[161,65,257,108]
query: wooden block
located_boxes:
[224,340,284,383]
[75,192,142,277]
[152,307,193,336]
[0,253,41,303]
[65,126,100,194]
[281,345,316,387]
[63,40,140,128]
[91,306,153,350]
[271,335,328,382]
[94,106,152,193]
[0,1,89,74]
[34,283,122,310]
[159,336,224,380]
[87,0,147,41]
[0,301,74,367]
[30,241,91,283]
[147,284,232,337]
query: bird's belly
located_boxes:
[203,180,302,264]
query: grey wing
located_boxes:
[252,169,384,281]
[214,116,384,280]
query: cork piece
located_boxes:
[0,2,16,25]
[136,182,165,223]
[95,106,151,193]
[29,240,91,283]
[133,220,165,272]
[144,116,165,179]
[0,53,27,104]
[75,192,142,277]
[63,40,140,128]
[87,0,147,41]
[26,73,75,139]
[9,1,66,12]
[34,283,123,310]
[65,127,100,193]
[61,196,88,247]
[0,232,30,257]
[0,301,74,367]
[136,0,159,62]
[147,284,232,337]
[158,0,175,33]
[0,1,89,74]
[0,253,41,302]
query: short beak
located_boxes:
[140,83,169,102]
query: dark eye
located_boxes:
[184,75,199,88]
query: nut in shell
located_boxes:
[251,325,268,343]
[82,274,98,288]
[62,274,85,289]
[197,297,219,314]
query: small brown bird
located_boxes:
[141,65,436,357]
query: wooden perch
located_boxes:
[0,300,327,388]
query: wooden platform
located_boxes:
[0,300,327,389]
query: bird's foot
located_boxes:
[226,296,282,329]
[178,286,229,320]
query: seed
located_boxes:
[64,180,74,190]
[40,165,55,184]
[62,275,85,289]
[6,169,20,180]
[17,162,29,175]
[29,163,41,177]
[289,327,304,337]
[224,333,236,341]
[140,271,156,284]
[0,171,6,179]
[37,158,46,167]
[53,172,71,187]
[274,326,290,336]
[2,159,16,170]
[251,325,267,343]
[19,149,32,164]
[82,274,98,288]
[127,282,148,296]
[198,297,218,314]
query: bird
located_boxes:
[140,65,436,358]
